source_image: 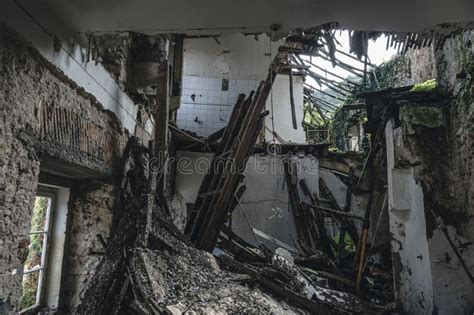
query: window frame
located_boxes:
[19,188,56,314]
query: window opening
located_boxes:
[19,194,54,312]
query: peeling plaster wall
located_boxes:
[430,31,474,314]
[264,74,306,143]
[385,121,434,313]
[385,89,473,314]
[60,183,114,313]
[379,32,474,314]
[386,98,474,313]
[0,24,128,313]
[177,34,279,136]
[177,34,306,143]
[0,2,139,134]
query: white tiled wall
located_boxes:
[177,33,281,137]
[177,75,260,136]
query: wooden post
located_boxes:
[170,35,184,112]
[155,39,170,194]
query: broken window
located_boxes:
[19,194,53,312]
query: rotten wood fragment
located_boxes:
[284,160,312,249]
[184,94,247,238]
[300,179,334,258]
[289,68,298,129]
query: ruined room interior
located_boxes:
[0,1,473,314]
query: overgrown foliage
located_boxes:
[410,79,437,91]
[345,55,408,104]
[329,55,407,151]
[303,101,330,143]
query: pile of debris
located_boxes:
[120,213,306,314]
[77,133,393,314]
[212,159,394,313]
[179,82,395,313]
[76,138,302,314]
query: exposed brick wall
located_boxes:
[40,103,114,163]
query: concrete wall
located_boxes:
[177,34,306,142]
[430,31,474,314]
[232,155,318,250]
[385,121,434,313]
[385,80,474,313]
[172,151,319,250]
[367,32,474,314]
[0,105,40,313]
[264,74,306,143]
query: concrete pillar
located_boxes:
[385,120,434,313]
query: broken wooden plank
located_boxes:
[196,72,276,251]
[289,69,298,129]
[284,159,313,249]
[306,204,367,221]
[251,227,300,254]
[155,54,170,194]
[299,179,335,258]
[184,94,247,237]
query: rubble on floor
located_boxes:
[75,138,302,314]
[132,217,305,314]
[77,135,394,314]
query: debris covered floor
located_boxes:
[1,2,473,314]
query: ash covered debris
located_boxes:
[76,136,391,315]
[76,138,304,314]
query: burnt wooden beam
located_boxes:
[205,126,226,144]
[289,69,298,129]
[306,204,367,222]
[295,55,358,88]
[283,160,325,256]
[170,34,184,111]
[185,94,248,240]
[154,41,170,195]
[196,73,276,251]
[299,179,335,258]
[341,102,366,110]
